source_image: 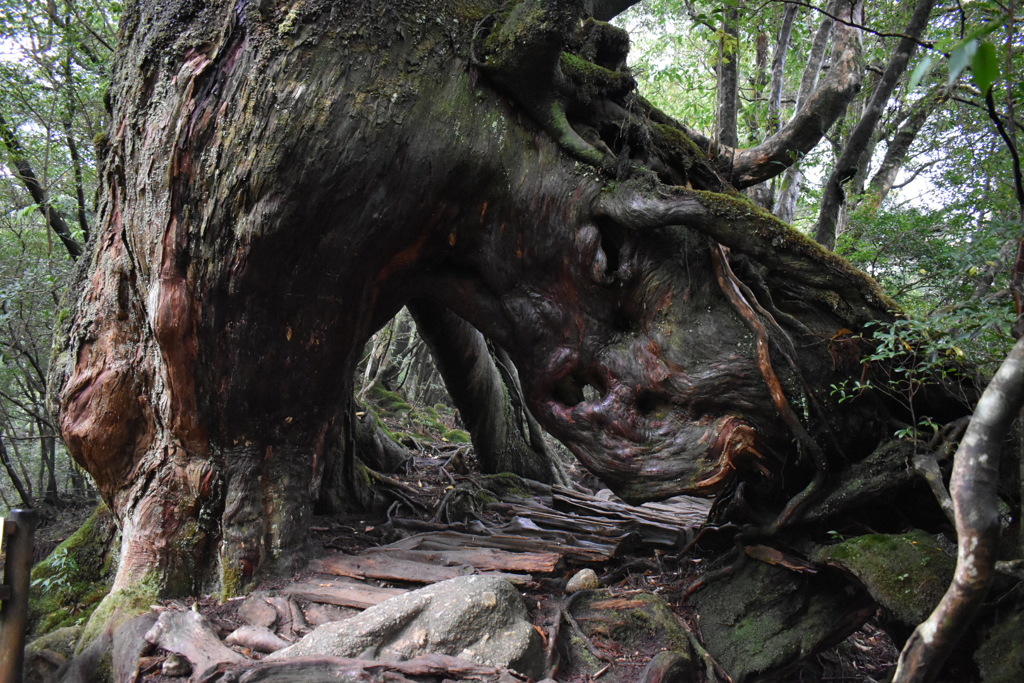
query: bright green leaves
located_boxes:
[909,2,1009,97]
[970,40,1000,95]
[908,37,1002,95]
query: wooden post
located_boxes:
[0,509,37,683]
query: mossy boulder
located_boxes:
[24,625,82,682]
[370,386,413,414]
[692,558,875,680]
[563,590,698,682]
[29,504,119,636]
[814,529,955,627]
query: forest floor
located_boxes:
[32,389,901,681]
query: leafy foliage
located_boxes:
[0,0,120,509]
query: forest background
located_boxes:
[0,0,1020,533]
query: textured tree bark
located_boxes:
[48,0,962,610]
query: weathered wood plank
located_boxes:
[310,553,536,586]
[309,554,471,584]
[366,547,561,574]
[384,531,617,563]
[282,582,406,609]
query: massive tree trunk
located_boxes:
[49,1,971,644]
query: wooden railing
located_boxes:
[0,509,37,683]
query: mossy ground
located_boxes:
[366,384,469,446]
[564,590,696,682]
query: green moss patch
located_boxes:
[692,559,874,680]
[29,504,119,636]
[814,529,955,626]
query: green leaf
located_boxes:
[15,203,38,218]
[908,56,935,91]
[971,41,999,95]
[947,39,978,88]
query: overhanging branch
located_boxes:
[597,185,895,323]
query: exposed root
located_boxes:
[711,244,829,530]
[365,469,429,514]
[680,546,747,603]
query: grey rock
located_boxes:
[268,575,543,678]
[565,568,599,593]
[162,653,192,677]
[302,601,359,626]
[225,625,291,653]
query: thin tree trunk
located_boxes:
[894,336,1024,681]
[773,0,838,222]
[814,0,937,249]
[0,113,83,258]
[768,5,798,130]
[864,86,947,211]
[63,55,91,243]
[0,432,32,507]
[39,421,59,505]
[716,5,740,150]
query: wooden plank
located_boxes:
[384,531,618,563]
[366,547,561,574]
[310,553,536,586]
[309,554,471,584]
[282,581,406,609]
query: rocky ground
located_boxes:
[24,390,902,681]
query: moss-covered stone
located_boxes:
[564,590,697,682]
[442,428,471,443]
[29,504,119,636]
[814,529,955,626]
[692,558,874,680]
[24,625,82,683]
[975,609,1024,683]
[370,386,413,413]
